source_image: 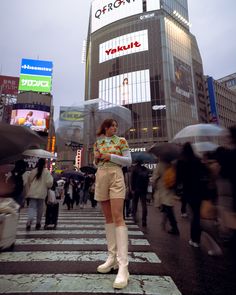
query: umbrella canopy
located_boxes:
[131,152,157,164]
[84,99,132,144]
[148,142,181,162]
[23,149,56,159]
[97,105,132,136]
[80,166,97,174]
[173,124,227,142]
[0,123,43,163]
[192,141,219,153]
[61,171,84,181]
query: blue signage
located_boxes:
[207,76,219,124]
[20,58,53,77]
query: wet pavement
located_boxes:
[0,201,235,294]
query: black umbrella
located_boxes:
[148,142,181,163]
[131,152,157,164]
[80,166,97,174]
[61,171,84,181]
[0,123,44,164]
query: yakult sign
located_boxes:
[91,0,143,33]
[99,30,148,63]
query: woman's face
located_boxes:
[105,121,118,137]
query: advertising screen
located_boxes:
[0,76,19,95]
[172,56,194,103]
[19,58,53,93]
[91,0,143,33]
[99,69,151,106]
[99,30,148,63]
[10,104,50,133]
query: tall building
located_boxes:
[205,76,236,128]
[84,0,206,152]
[217,73,236,93]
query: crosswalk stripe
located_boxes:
[16,229,144,236]
[0,251,161,263]
[0,274,181,294]
[15,238,150,246]
[17,224,139,229]
[18,219,134,224]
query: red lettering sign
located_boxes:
[105,41,141,55]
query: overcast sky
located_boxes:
[0,0,235,119]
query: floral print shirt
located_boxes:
[93,135,129,167]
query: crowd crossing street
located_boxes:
[0,204,181,295]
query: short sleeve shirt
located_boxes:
[94,135,129,167]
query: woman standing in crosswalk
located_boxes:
[93,118,132,289]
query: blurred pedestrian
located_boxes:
[152,158,180,235]
[25,158,53,230]
[80,173,92,208]
[130,160,149,226]
[94,118,132,289]
[176,142,207,247]
[63,178,76,210]
[7,160,27,208]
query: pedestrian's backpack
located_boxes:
[163,164,176,189]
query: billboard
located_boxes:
[99,30,148,63]
[91,0,143,33]
[19,58,53,93]
[172,56,194,103]
[10,103,50,133]
[0,76,19,95]
[99,69,151,105]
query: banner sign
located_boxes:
[99,30,148,63]
[19,58,53,93]
[20,59,53,77]
[0,76,19,95]
[19,74,52,93]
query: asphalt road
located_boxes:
[0,200,235,295]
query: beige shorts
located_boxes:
[95,166,125,201]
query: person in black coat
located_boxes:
[176,142,207,247]
[130,160,149,226]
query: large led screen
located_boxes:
[99,69,151,106]
[91,0,143,33]
[172,56,194,103]
[99,30,148,63]
[10,104,50,133]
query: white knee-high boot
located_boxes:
[97,223,118,273]
[113,226,129,289]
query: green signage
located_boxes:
[19,74,52,93]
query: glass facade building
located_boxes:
[85,0,206,150]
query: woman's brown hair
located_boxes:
[96,118,118,136]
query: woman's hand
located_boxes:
[100,153,111,162]
[94,151,101,165]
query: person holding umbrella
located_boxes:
[93,118,132,289]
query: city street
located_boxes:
[0,201,235,295]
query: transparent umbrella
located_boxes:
[22,149,56,159]
[173,123,228,143]
[84,99,132,145]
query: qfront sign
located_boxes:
[91,0,142,33]
[99,30,148,63]
[91,0,160,33]
[19,58,53,93]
